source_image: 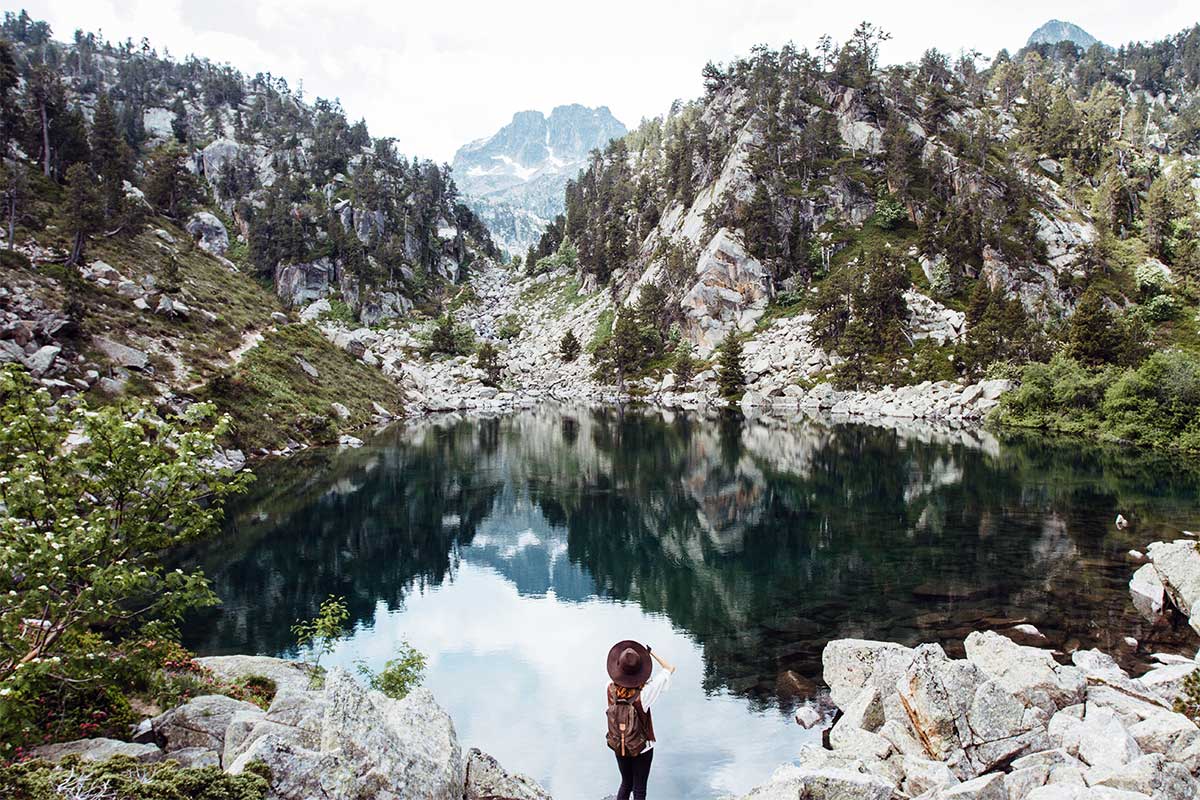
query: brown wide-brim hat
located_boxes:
[607,640,652,688]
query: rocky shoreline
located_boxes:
[27,538,1200,799]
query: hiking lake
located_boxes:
[182,405,1200,799]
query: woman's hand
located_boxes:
[648,647,676,674]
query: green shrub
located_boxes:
[995,350,1200,451]
[1176,668,1200,725]
[291,596,349,688]
[0,367,251,754]
[1138,293,1180,323]
[0,756,270,800]
[497,314,522,340]
[356,642,426,700]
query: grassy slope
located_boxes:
[203,324,403,452]
[5,208,403,452]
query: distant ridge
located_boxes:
[1027,19,1102,50]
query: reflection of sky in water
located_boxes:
[315,496,811,799]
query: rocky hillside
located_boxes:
[452,105,626,256]
[477,20,1200,448]
[1027,20,1102,50]
[0,11,503,451]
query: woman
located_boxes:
[605,640,675,800]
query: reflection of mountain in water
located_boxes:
[184,406,1200,705]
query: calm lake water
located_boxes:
[183,405,1200,799]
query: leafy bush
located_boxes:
[291,596,349,688]
[1138,293,1180,322]
[873,190,908,231]
[0,367,251,754]
[0,756,270,800]
[427,314,475,357]
[995,350,1200,451]
[1134,259,1174,296]
[356,642,426,700]
[475,342,503,387]
[496,314,522,340]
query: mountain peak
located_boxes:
[1027,20,1101,50]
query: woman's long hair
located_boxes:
[613,683,642,700]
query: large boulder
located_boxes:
[1129,563,1167,622]
[738,764,893,800]
[964,630,1086,716]
[275,257,336,308]
[186,211,230,256]
[1147,540,1200,635]
[464,748,552,800]
[896,644,1048,779]
[822,639,917,708]
[230,669,463,800]
[195,654,314,696]
[151,694,265,754]
[31,737,163,764]
[92,336,150,371]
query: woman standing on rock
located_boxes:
[606,640,675,800]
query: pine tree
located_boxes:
[476,342,503,387]
[716,332,746,400]
[673,343,696,386]
[170,95,189,144]
[1068,287,1124,365]
[90,94,131,219]
[63,163,104,266]
[144,145,203,219]
[559,329,581,362]
[430,314,458,356]
[609,313,644,393]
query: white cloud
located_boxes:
[17,1,1198,159]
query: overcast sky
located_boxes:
[14,1,1200,162]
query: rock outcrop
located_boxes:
[31,658,549,800]
[754,633,1200,800]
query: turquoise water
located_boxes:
[183,406,1200,798]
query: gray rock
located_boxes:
[163,746,220,768]
[23,344,60,377]
[186,211,230,255]
[1060,706,1141,768]
[300,298,332,322]
[1127,710,1199,756]
[323,670,462,799]
[1090,753,1198,799]
[1139,661,1197,706]
[1147,540,1200,635]
[275,258,335,308]
[822,639,916,708]
[1129,564,1166,622]
[464,748,552,800]
[151,694,264,754]
[896,644,1047,779]
[194,655,313,696]
[31,737,163,764]
[294,355,320,379]
[93,336,150,371]
[330,402,351,420]
[271,311,289,325]
[940,773,1006,800]
[739,764,893,800]
[964,630,1085,717]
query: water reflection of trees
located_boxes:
[185,406,1200,706]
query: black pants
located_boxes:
[615,747,654,800]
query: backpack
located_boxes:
[606,689,647,756]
